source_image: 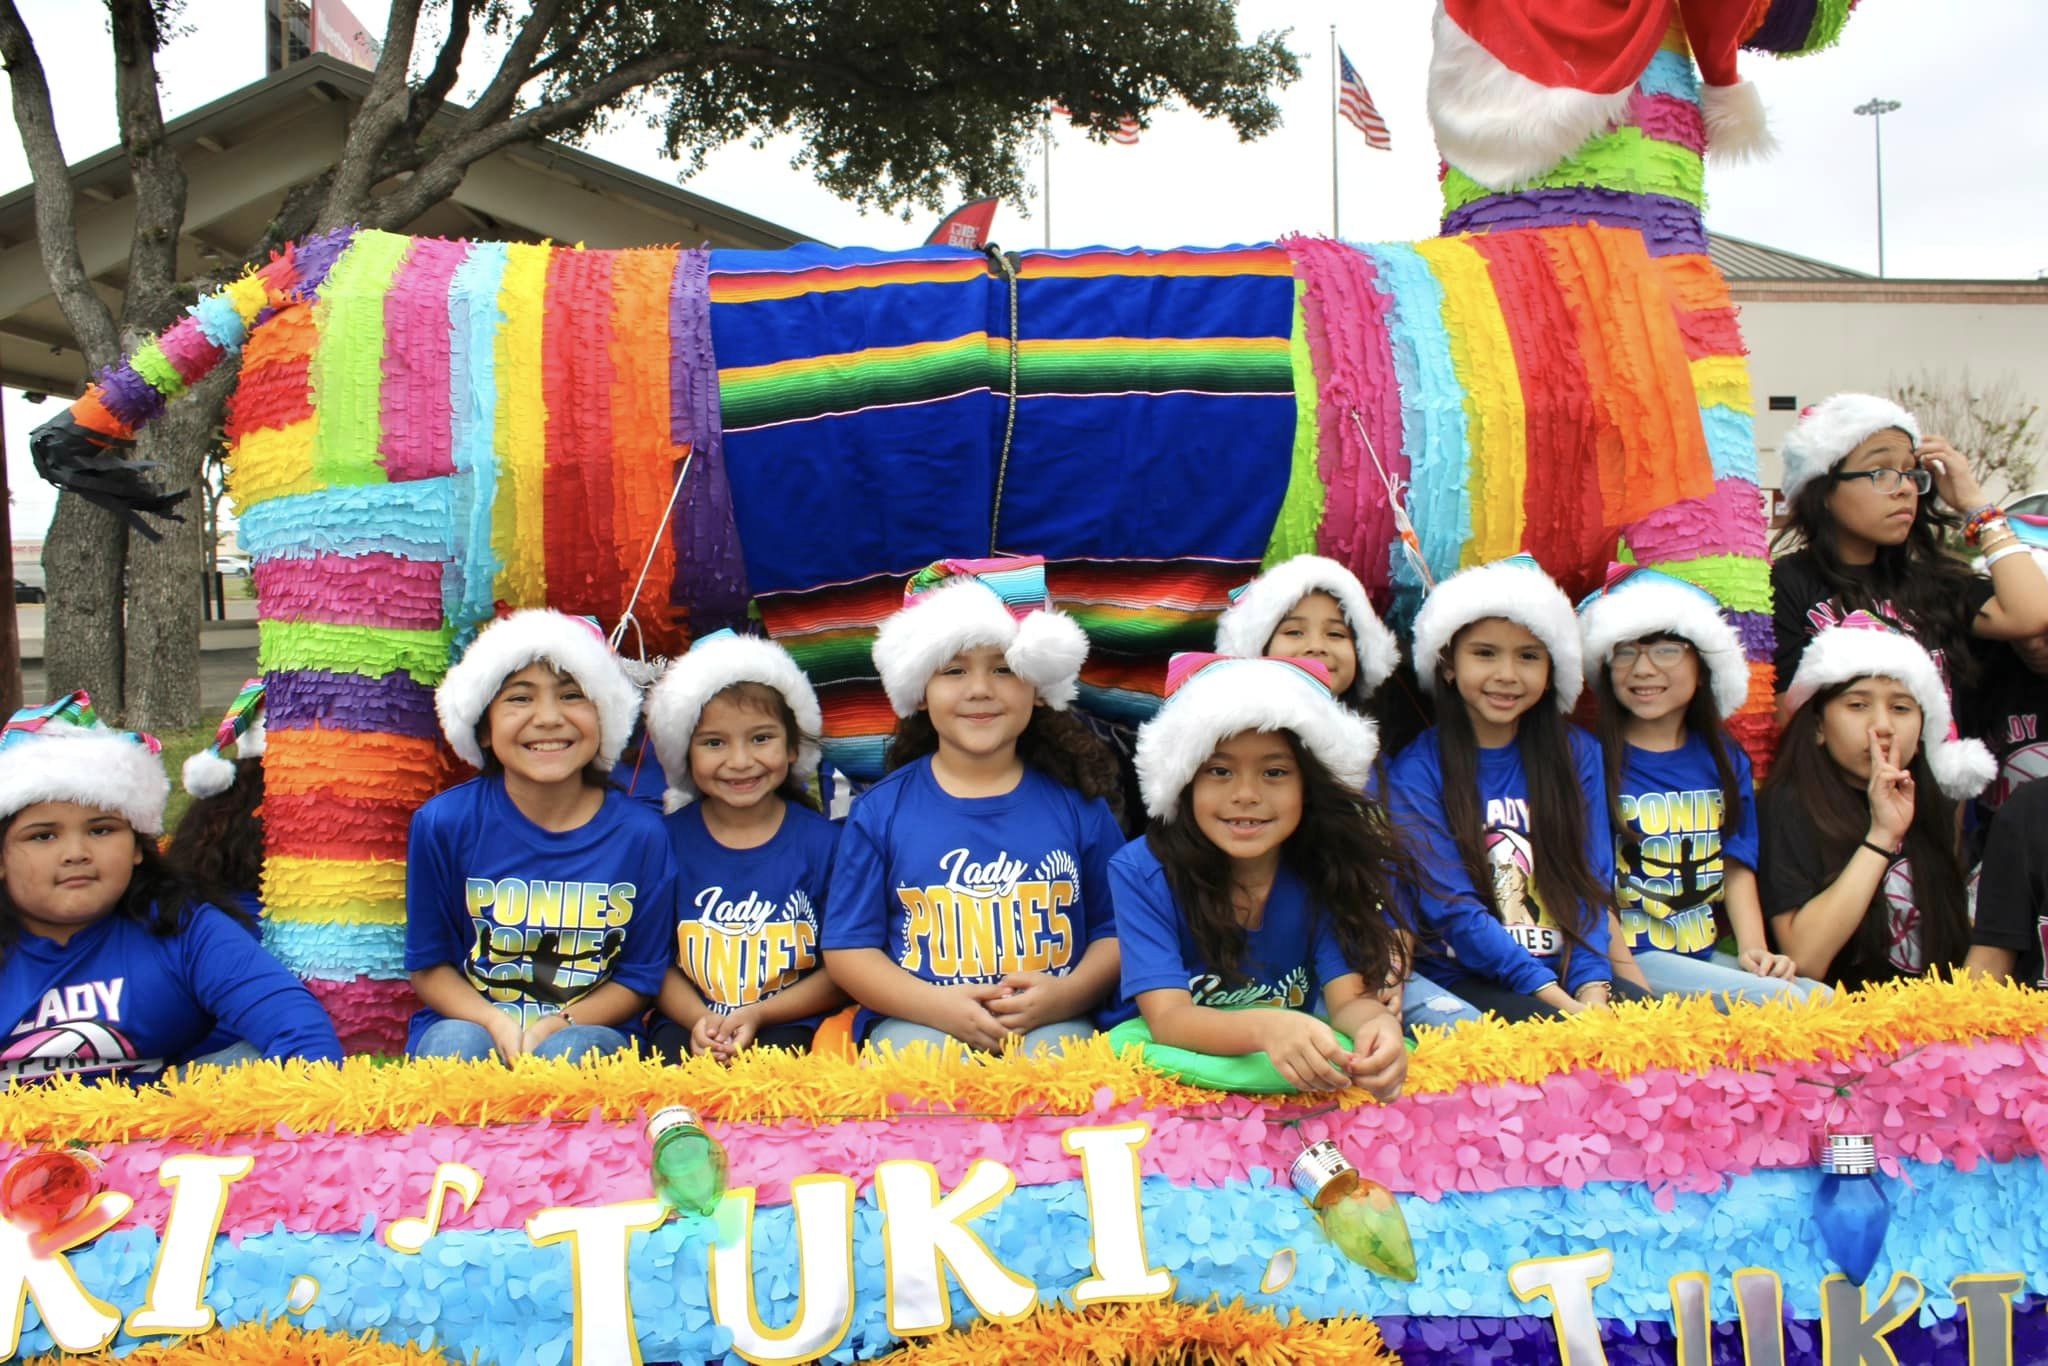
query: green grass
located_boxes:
[153,723,218,833]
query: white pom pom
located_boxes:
[181,748,239,798]
[1006,610,1089,710]
[1703,81,1776,164]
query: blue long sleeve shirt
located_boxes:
[1386,725,1613,997]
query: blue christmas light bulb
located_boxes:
[1812,1133,1890,1286]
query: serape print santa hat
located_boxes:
[181,677,267,798]
[645,628,825,812]
[871,555,1090,718]
[1784,611,1995,802]
[1212,554,1402,706]
[436,609,641,771]
[1134,652,1380,822]
[1411,553,1586,710]
[1429,0,1773,190]
[0,692,170,836]
[1577,564,1749,717]
[1779,393,1921,503]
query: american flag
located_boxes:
[1337,48,1391,150]
[1048,102,1141,146]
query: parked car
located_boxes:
[215,556,253,577]
[14,578,45,604]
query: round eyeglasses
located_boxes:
[1831,467,1932,496]
[1611,642,1693,669]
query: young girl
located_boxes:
[1760,613,1991,987]
[407,611,676,1063]
[1112,653,1409,1096]
[1215,554,1479,1028]
[1579,566,1813,1004]
[0,693,340,1085]
[1387,555,1642,1020]
[823,556,1124,1054]
[1771,394,2048,717]
[644,629,842,1061]
[167,680,268,919]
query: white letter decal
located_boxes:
[1062,1123,1172,1305]
[1509,1250,1613,1366]
[875,1158,1036,1336]
[527,1198,668,1366]
[127,1154,253,1335]
[709,1178,856,1366]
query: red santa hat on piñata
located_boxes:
[1429,0,1773,190]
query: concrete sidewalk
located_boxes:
[14,597,260,663]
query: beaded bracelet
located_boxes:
[1964,504,2009,546]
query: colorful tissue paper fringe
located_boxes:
[3,983,2046,1362]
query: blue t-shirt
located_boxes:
[404,776,677,1049]
[1110,837,1354,1009]
[1611,733,1760,959]
[822,758,1123,1033]
[1,904,342,1086]
[666,800,839,1030]
[1386,725,1614,996]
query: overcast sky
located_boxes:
[7,0,2046,541]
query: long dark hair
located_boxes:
[1433,645,1611,976]
[886,707,1126,826]
[1143,731,1415,990]
[1,813,252,959]
[1763,681,1970,978]
[165,759,266,895]
[1591,638,1743,867]
[1773,452,1980,690]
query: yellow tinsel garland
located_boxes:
[866,1300,1395,1365]
[1,976,2042,1145]
[25,1320,456,1364]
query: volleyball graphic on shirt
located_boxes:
[0,1020,140,1083]
[1485,827,1560,956]
[1992,738,2048,808]
[1881,857,1921,973]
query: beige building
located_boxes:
[1712,234,2048,504]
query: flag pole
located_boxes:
[1042,110,1053,250]
[1330,27,1340,239]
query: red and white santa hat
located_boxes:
[436,609,642,771]
[644,629,824,812]
[871,555,1089,718]
[1429,0,1773,190]
[1212,554,1402,707]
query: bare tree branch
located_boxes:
[450,0,567,137]
[322,0,429,224]
[398,0,477,144]
[108,0,188,335]
[0,0,119,366]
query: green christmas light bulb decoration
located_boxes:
[1291,1141,1417,1282]
[648,1105,728,1218]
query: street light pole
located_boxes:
[1853,97,1901,278]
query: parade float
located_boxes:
[15,0,2047,1362]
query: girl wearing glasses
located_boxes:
[1579,569,1817,1005]
[1770,395,2048,722]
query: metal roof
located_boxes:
[1708,232,1867,281]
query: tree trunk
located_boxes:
[122,370,229,731]
[40,494,126,712]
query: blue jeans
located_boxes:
[410,1018,630,1063]
[866,1016,1094,1056]
[175,1041,263,1078]
[1634,950,1827,1008]
[1401,971,1484,1031]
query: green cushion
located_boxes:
[1105,1010,1412,1095]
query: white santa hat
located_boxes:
[1577,564,1749,718]
[1784,611,1995,801]
[1429,0,1773,192]
[1212,554,1402,706]
[180,678,267,798]
[644,629,824,812]
[1134,653,1379,822]
[1411,554,1585,710]
[435,610,641,771]
[0,692,171,836]
[871,555,1089,718]
[1779,394,1921,504]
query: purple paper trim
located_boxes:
[1745,0,1821,54]
[1376,1301,2042,1366]
[94,361,168,429]
[1441,190,1710,258]
[290,225,358,301]
[668,248,750,632]
[264,669,440,739]
[1732,609,1774,662]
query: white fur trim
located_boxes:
[1411,560,1584,710]
[1134,658,1380,820]
[1785,624,1995,801]
[1579,578,1749,718]
[871,579,1089,717]
[1702,81,1775,164]
[181,747,240,799]
[240,711,266,759]
[644,634,824,808]
[435,610,640,771]
[0,725,171,835]
[1427,4,1635,191]
[1779,394,1921,503]
[1213,555,1402,703]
